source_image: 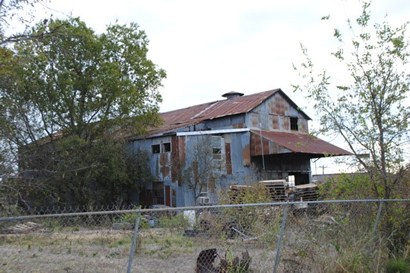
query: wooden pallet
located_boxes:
[294,184,319,201]
[5,221,41,234]
[259,180,287,201]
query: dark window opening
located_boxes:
[213,148,222,160]
[163,142,171,152]
[290,117,298,131]
[152,144,160,154]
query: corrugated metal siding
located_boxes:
[171,136,179,183]
[246,93,310,133]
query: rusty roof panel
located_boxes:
[147,89,281,136]
[141,89,313,138]
[252,130,351,156]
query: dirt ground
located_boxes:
[0,228,276,273]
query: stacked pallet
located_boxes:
[4,221,41,234]
[294,184,319,201]
[258,180,287,201]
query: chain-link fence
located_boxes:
[0,199,409,273]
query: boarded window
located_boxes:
[290,117,298,131]
[152,144,160,154]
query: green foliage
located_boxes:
[6,17,165,141]
[119,211,150,229]
[386,259,410,273]
[318,173,380,199]
[158,213,189,231]
[141,233,193,259]
[217,184,279,243]
[293,1,410,200]
[0,17,164,209]
[0,137,154,210]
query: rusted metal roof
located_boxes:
[252,130,351,156]
[148,89,311,136]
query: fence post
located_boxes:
[372,200,383,236]
[273,203,289,273]
[127,208,141,273]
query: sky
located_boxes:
[20,0,410,174]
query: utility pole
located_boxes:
[318,165,328,175]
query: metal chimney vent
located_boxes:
[222,91,244,99]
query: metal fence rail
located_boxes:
[0,199,409,273]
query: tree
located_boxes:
[0,0,46,45]
[293,2,410,200]
[10,17,164,141]
[1,17,165,155]
[183,135,225,204]
[0,17,166,209]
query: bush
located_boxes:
[318,173,378,199]
[158,213,189,230]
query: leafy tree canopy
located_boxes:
[293,2,410,199]
[2,17,165,147]
[0,17,165,209]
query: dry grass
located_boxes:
[0,227,274,273]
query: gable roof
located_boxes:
[148,88,311,136]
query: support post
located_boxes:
[127,208,141,273]
[273,203,289,273]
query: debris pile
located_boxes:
[196,248,251,273]
[3,221,41,234]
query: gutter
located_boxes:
[176,128,250,136]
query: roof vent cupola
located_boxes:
[222,91,244,100]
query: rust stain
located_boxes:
[263,138,270,155]
[159,153,169,166]
[272,115,279,130]
[149,90,278,137]
[250,133,270,156]
[171,136,178,182]
[160,153,171,178]
[250,133,261,156]
[273,95,289,116]
[179,137,186,164]
[242,144,251,166]
[171,136,186,184]
[251,113,259,128]
[160,166,170,177]
[225,143,232,174]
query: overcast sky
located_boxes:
[27,0,410,173]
